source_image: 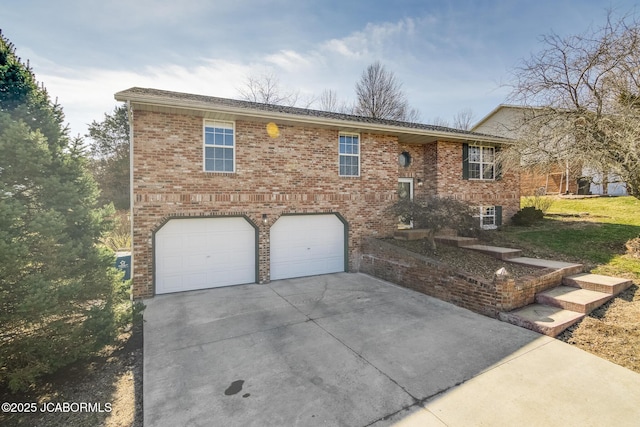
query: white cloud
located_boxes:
[320,17,430,60]
[264,50,317,72]
[27,14,507,137]
[37,59,255,137]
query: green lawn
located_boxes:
[488,196,640,280]
[488,196,640,374]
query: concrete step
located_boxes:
[499,304,585,337]
[507,257,583,271]
[562,273,633,295]
[462,244,522,260]
[536,286,613,314]
[434,235,479,247]
[394,229,430,240]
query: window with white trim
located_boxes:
[474,205,502,229]
[339,133,360,176]
[204,120,235,172]
[468,145,495,180]
[480,206,496,228]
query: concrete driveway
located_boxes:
[143,273,640,427]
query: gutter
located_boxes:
[115,91,511,145]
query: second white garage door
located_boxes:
[155,217,256,294]
[270,214,345,280]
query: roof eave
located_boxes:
[115,90,511,145]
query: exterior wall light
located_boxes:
[262,214,268,225]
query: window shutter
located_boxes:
[462,143,469,180]
[495,205,503,226]
[494,145,502,180]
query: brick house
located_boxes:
[114,87,519,298]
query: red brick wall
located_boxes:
[425,141,521,223]
[131,110,399,297]
[360,238,501,317]
[131,109,522,298]
[496,264,584,309]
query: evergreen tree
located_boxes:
[0,31,128,392]
[87,105,130,210]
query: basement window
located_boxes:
[476,205,502,229]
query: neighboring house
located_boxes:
[473,104,628,196]
[581,169,628,196]
[114,87,518,298]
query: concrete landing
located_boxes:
[434,235,479,247]
[499,304,585,337]
[463,244,522,260]
[394,229,429,240]
[536,286,613,314]
[508,257,583,270]
[563,273,634,295]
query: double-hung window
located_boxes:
[339,133,360,176]
[476,205,502,229]
[204,120,234,172]
[464,144,496,180]
[480,206,496,227]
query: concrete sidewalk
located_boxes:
[143,273,640,426]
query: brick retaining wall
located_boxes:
[360,238,501,317]
[360,238,583,317]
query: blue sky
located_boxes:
[3,0,638,137]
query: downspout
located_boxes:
[565,159,570,193]
[126,100,134,301]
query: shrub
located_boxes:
[387,196,480,249]
[521,195,554,213]
[100,209,131,251]
[625,236,640,258]
[512,206,544,226]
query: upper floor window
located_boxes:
[462,144,497,180]
[339,133,360,176]
[204,120,234,172]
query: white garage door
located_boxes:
[270,214,345,280]
[155,217,256,294]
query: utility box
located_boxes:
[115,251,131,281]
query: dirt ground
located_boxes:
[0,324,143,427]
[558,283,640,374]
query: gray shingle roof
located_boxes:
[115,87,507,141]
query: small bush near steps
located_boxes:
[626,237,640,258]
[511,206,544,226]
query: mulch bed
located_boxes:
[385,238,543,280]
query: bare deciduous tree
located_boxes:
[505,11,640,198]
[429,116,450,127]
[354,61,420,122]
[452,108,476,130]
[237,72,315,107]
[318,89,339,112]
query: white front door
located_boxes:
[398,178,414,229]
